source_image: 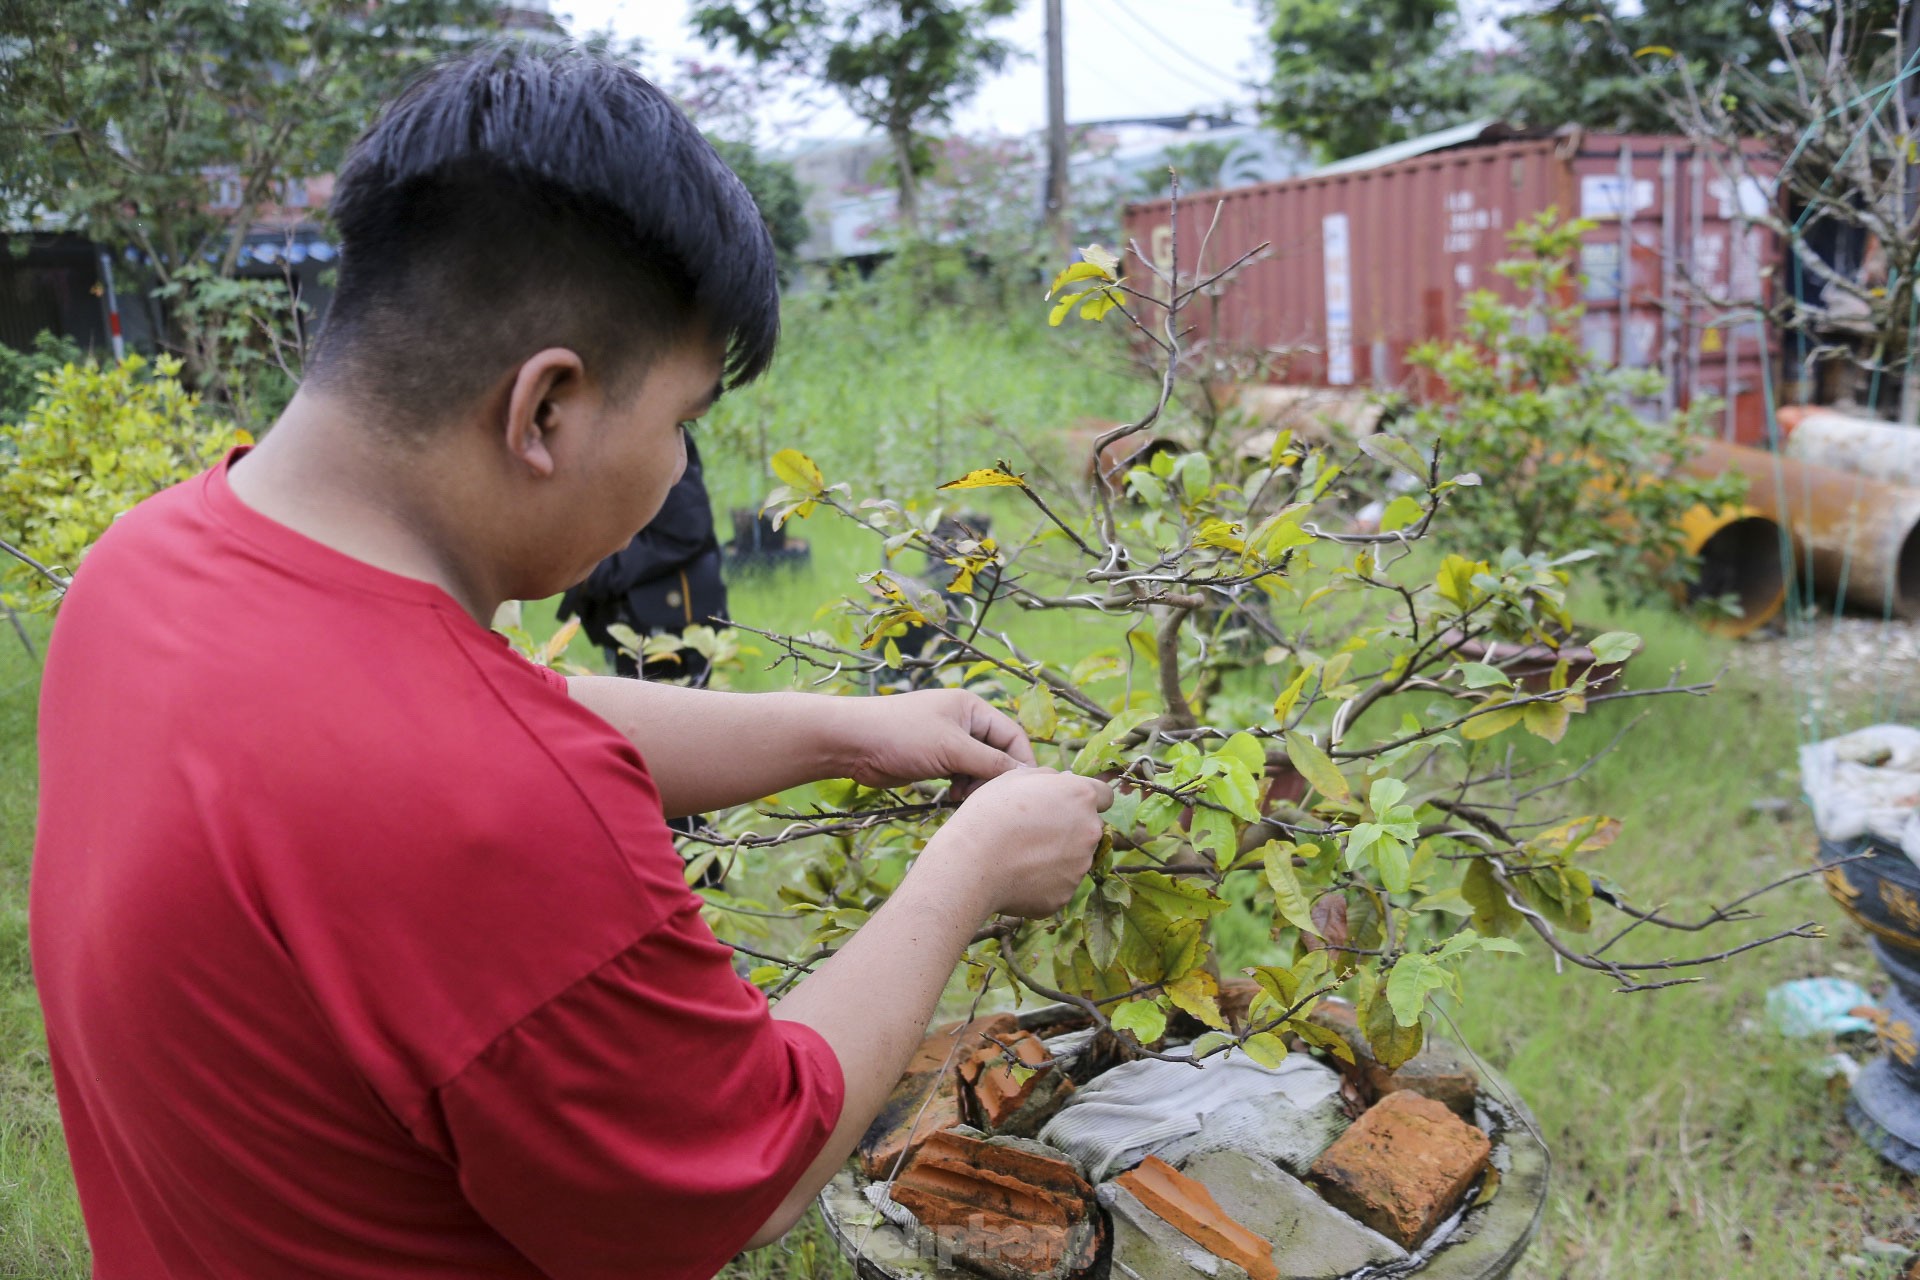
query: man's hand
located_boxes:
[830,688,1037,795]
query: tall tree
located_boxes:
[1489,0,1782,132]
[691,0,1017,224]
[0,0,497,382]
[1259,0,1482,162]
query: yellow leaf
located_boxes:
[1196,517,1246,553]
[1461,700,1526,741]
[1167,971,1229,1031]
[769,448,824,495]
[1435,554,1485,610]
[540,616,582,663]
[1523,698,1571,743]
[1284,730,1350,801]
[1633,44,1674,57]
[1271,664,1311,724]
[1078,287,1123,322]
[937,468,1028,491]
[1047,260,1112,295]
[1079,243,1121,276]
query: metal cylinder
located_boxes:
[1780,405,1920,489]
[1681,439,1920,619]
[1674,504,1787,637]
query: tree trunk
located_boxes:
[888,121,919,227]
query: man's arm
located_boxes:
[563,678,1035,817]
[744,766,1113,1247]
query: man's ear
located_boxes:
[503,348,587,479]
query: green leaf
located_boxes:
[1190,807,1238,867]
[1360,979,1425,1068]
[1358,433,1429,480]
[1110,998,1168,1045]
[1016,681,1059,740]
[1462,858,1524,937]
[1179,453,1213,504]
[1216,731,1265,774]
[1588,631,1639,664]
[1191,1030,1237,1059]
[1086,895,1124,970]
[1370,835,1412,895]
[1284,731,1349,801]
[1379,494,1424,533]
[1071,706,1157,775]
[1456,661,1511,689]
[1385,953,1448,1026]
[1262,845,1318,935]
[1240,1031,1290,1068]
[1292,1019,1356,1064]
[1211,763,1263,824]
[1127,870,1230,922]
[1368,777,1407,815]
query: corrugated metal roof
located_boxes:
[1308,118,1508,178]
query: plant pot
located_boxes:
[817,1025,1548,1280]
[1818,835,1920,1172]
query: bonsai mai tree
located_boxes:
[689,194,1822,1072]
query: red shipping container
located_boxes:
[1123,131,1778,446]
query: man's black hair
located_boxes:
[309,44,780,426]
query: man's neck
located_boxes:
[227,390,501,624]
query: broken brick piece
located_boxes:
[1308,1089,1492,1248]
[1114,1155,1280,1280]
[959,1029,1075,1136]
[890,1129,1104,1280]
[857,1013,1017,1180]
[1305,999,1479,1118]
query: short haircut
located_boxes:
[309,44,779,428]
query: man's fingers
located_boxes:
[965,698,1037,767]
[1083,777,1116,813]
[948,734,1024,786]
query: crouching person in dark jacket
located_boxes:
[559,430,729,685]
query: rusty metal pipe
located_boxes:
[1674,504,1787,637]
[1680,439,1920,619]
[1780,406,1920,489]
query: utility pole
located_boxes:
[1045,0,1071,260]
[1902,0,1920,421]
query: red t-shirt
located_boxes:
[29,453,844,1279]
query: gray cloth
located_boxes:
[1039,1051,1343,1181]
[1801,725,1920,864]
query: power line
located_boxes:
[1100,0,1257,94]
[1088,0,1251,103]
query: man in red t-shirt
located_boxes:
[29,47,1110,1280]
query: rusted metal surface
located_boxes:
[1780,405,1920,489]
[1676,505,1787,637]
[1681,439,1920,618]
[1124,134,1776,444]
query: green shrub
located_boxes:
[0,354,249,609]
[1402,213,1743,610]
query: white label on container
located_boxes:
[1322,212,1354,386]
[1710,176,1773,219]
[1580,175,1655,219]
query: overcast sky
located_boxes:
[554,1,1520,145]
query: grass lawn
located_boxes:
[4,297,1918,1277]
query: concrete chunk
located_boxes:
[1178,1149,1407,1278]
